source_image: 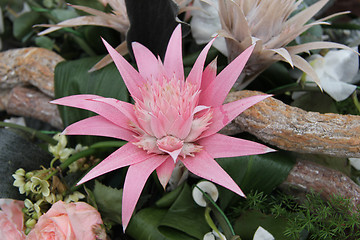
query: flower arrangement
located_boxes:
[1,0,360,239]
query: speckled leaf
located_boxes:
[93,180,123,224]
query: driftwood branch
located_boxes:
[280,160,360,208]
[222,90,360,158]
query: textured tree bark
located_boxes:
[279,160,360,208]
[222,90,360,158]
[6,86,62,129]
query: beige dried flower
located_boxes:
[217,0,354,88]
[35,0,191,71]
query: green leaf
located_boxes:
[127,208,192,240]
[35,36,55,50]
[13,12,44,40]
[155,183,184,208]
[217,151,295,210]
[125,0,180,60]
[50,8,79,22]
[291,92,338,114]
[158,184,209,239]
[127,183,209,240]
[234,210,289,240]
[54,56,129,145]
[93,180,123,224]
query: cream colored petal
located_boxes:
[89,41,128,72]
[286,41,357,55]
[268,48,293,67]
[316,11,350,22]
[286,0,328,28]
[36,16,119,35]
[71,4,121,22]
[218,0,251,41]
[292,54,322,89]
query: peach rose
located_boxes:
[0,199,26,240]
[26,201,104,240]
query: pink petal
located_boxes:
[77,142,153,185]
[91,97,137,125]
[182,150,245,197]
[122,155,167,230]
[132,42,164,81]
[150,114,167,139]
[63,115,135,142]
[156,156,175,189]
[197,133,275,158]
[186,37,216,89]
[201,58,217,91]
[199,45,255,107]
[102,38,145,100]
[164,25,184,82]
[51,95,132,130]
[200,94,271,139]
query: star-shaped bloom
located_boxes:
[191,0,353,89]
[52,25,274,230]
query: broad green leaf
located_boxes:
[127,183,208,240]
[35,36,55,50]
[93,180,123,224]
[54,56,129,145]
[234,210,289,240]
[158,184,210,239]
[291,92,338,114]
[217,151,295,210]
[13,12,44,40]
[50,8,79,22]
[125,0,180,60]
[155,183,184,208]
[127,208,196,240]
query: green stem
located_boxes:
[90,141,127,149]
[196,186,239,239]
[205,207,224,240]
[266,81,320,94]
[45,148,97,181]
[0,122,57,145]
[352,91,360,114]
[45,141,125,181]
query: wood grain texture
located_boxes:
[222,90,360,158]
[280,160,360,208]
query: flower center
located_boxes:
[156,136,184,162]
[131,78,212,161]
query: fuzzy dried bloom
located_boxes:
[52,25,274,230]
[35,0,192,71]
[217,0,354,88]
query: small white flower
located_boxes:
[30,177,50,197]
[12,168,26,194]
[253,226,275,240]
[349,158,360,171]
[48,133,74,161]
[24,199,43,220]
[203,230,226,240]
[304,49,359,101]
[64,191,86,203]
[192,181,219,207]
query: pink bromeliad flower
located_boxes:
[52,25,274,230]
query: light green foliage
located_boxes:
[231,190,360,240]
